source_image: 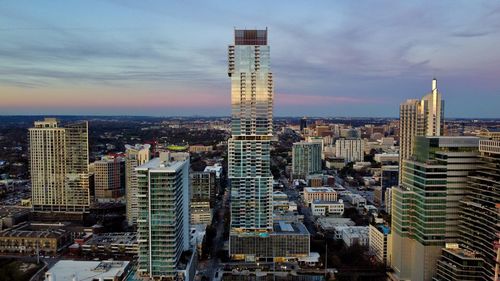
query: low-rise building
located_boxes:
[315,217,355,233]
[341,226,369,247]
[374,153,399,164]
[0,222,71,255]
[45,260,130,281]
[345,193,367,207]
[310,200,344,216]
[188,145,213,153]
[369,224,391,265]
[325,157,346,170]
[81,232,138,257]
[0,206,30,230]
[303,187,337,205]
[229,221,310,262]
[306,174,324,187]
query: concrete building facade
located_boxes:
[335,138,364,163]
[398,78,444,185]
[125,144,151,226]
[303,187,338,205]
[94,156,125,202]
[29,118,90,214]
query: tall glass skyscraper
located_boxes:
[228,29,273,232]
[136,153,190,280]
[391,136,479,281]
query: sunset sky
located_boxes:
[1,1,499,117]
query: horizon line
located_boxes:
[0,114,499,120]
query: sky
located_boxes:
[0,1,499,118]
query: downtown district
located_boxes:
[0,30,499,281]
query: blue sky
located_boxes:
[0,0,499,117]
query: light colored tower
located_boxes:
[398,78,444,184]
[228,29,273,233]
[335,138,365,163]
[398,98,420,183]
[136,152,190,280]
[125,144,150,226]
[29,118,90,214]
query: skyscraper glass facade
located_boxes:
[228,29,273,232]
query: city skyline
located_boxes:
[1,1,500,118]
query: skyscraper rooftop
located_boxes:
[234,29,267,45]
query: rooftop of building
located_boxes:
[124,143,151,151]
[341,226,369,236]
[346,193,365,199]
[316,217,355,230]
[293,141,322,146]
[273,221,310,235]
[234,29,267,45]
[0,222,69,239]
[136,154,188,172]
[83,232,137,246]
[304,187,335,193]
[46,260,130,280]
[203,165,223,177]
[311,199,343,205]
[231,221,309,237]
[0,206,31,217]
[373,224,391,235]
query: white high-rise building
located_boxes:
[125,144,150,226]
[398,78,444,184]
[335,138,364,163]
[29,118,90,214]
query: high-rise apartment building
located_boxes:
[136,152,190,280]
[29,118,90,214]
[93,155,125,202]
[398,78,444,184]
[391,136,479,281]
[190,171,216,225]
[335,138,365,163]
[125,144,150,226]
[292,141,322,179]
[434,137,500,281]
[228,29,273,232]
[300,117,308,133]
[227,29,311,263]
